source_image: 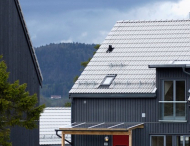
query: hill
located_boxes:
[35,42,96,101]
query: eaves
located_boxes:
[69,93,156,98]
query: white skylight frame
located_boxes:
[101,75,116,86]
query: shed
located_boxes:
[40,107,71,146]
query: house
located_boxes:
[58,19,190,146]
[0,0,42,145]
[51,95,62,99]
[40,107,71,146]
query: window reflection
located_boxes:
[151,136,172,146]
[166,136,172,146]
[164,81,173,101]
[176,81,185,101]
[177,136,183,146]
[151,136,164,146]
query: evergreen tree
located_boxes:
[64,102,71,107]
[0,56,45,146]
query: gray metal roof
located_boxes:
[40,107,71,145]
[70,20,190,94]
[62,122,144,129]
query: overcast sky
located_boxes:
[19,0,190,47]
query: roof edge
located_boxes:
[148,64,190,68]
[14,0,43,86]
[117,19,190,23]
[69,93,156,98]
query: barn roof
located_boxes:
[15,0,43,85]
[70,19,190,94]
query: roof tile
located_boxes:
[70,20,190,94]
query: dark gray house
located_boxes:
[0,0,42,145]
[58,20,190,146]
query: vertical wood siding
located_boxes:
[0,0,40,146]
[72,68,190,146]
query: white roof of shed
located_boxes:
[40,107,71,145]
[70,20,190,94]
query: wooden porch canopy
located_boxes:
[57,122,144,146]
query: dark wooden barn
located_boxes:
[0,0,43,145]
[57,20,190,146]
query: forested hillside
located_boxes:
[35,42,96,102]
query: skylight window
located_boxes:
[101,75,116,86]
[102,77,114,85]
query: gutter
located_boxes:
[148,64,187,68]
[182,67,190,76]
[69,93,156,98]
[148,64,190,76]
[55,130,73,145]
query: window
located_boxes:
[102,76,114,85]
[177,136,190,146]
[150,135,172,146]
[159,80,187,121]
[101,75,116,85]
[98,74,116,88]
[151,135,190,146]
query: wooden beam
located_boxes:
[62,132,65,146]
[128,123,144,131]
[62,131,130,135]
[129,130,132,146]
[59,123,144,137]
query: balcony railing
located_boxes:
[159,101,187,122]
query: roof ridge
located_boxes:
[117,19,190,23]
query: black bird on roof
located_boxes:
[106,45,114,53]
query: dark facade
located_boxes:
[0,0,42,146]
[71,67,190,146]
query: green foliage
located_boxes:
[81,58,91,69]
[35,42,96,98]
[78,44,100,73]
[81,44,100,69]
[0,56,45,146]
[64,102,71,107]
[72,44,100,86]
[73,76,79,83]
[94,44,100,50]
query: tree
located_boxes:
[80,44,100,69]
[73,44,100,83]
[73,76,79,83]
[64,102,71,107]
[0,56,45,146]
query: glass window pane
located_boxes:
[176,103,186,118]
[102,77,114,85]
[164,81,173,101]
[177,136,183,146]
[151,136,164,146]
[185,136,190,146]
[166,136,172,146]
[176,81,185,101]
[164,103,173,117]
